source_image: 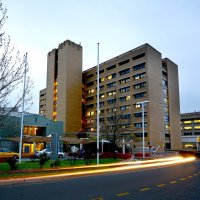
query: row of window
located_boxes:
[86,72,146,88]
[183,126,200,130]
[182,120,200,124]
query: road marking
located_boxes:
[170,181,177,184]
[116,192,130,197]
[180,178,187,181]
[140,188,151,192]
[157,184,166,187]
[91,197,104,200]
[187,176,193,178]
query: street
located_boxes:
[0,160,200,200]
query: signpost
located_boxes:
[51,133,58,160]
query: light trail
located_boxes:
[23,156,195,182]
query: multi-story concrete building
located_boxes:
[40,40,82,133]
[181,112,200,149]
[40,41,181,149]
[39,88,46,115]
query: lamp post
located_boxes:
[136,100,149,158]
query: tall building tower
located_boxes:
[82,44,181,149]
[40,40,82,133]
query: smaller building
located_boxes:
[0,112,64,154]
[181,112,200,149]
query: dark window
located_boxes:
[100,85,104,90]
[133,72,146,80]
[134,112,147,117]
[133,82,146,89]
[86,96,94,101]
[135,132,148,137]
[183,132,192,136]
[132,53,145,60]
[119,77,130,84]
[86,81,94,87]
[107,98,116,104]
[134,92,146,99]
[87,74,94,79]
[133,63,145,71]
[100,102,104,106]
[119,59,130,66]
[119,68,130,76]
[107,82,116,88]
[120,114,131,119]
[119,86,130,93]
[86,104,94,108]
[162,71,168,77]
[99,69,104,74]
[107,65,116,71]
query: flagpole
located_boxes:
[97,43,100,164]
[19,53,28,163]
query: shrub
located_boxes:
[39,154,49,168]
[51,159,61,168]
[7,157,18,170]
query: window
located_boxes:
[183,121,192,124]
[107,65,116,71]
[87,74,94,79]
[194,120,200,123]
[120,105,130,111]
[107,98,116,104]
[119,77,130,84]
[88,88,95,94]
[86,81,94,87]
[99,69,104,74]
[119,59,130,66]
[162,80,168,87]
[134,122,147,128]
[99,77,105,82]
[86,104,94,109]
[119,86,130,93]
[100,85,104,90]
[120,114,131,119]
[100,94,105,98]
[134,92,146,99]
[184,126,192,130]
[107,108,116,113]
[99,102,104,107]
[132,53,145,60]
[133,63,145,71]
[107,73,116,80]
[133,72,146,80]
[86,96,94,101]
[135,132,148,137]
[107,91,116,96]
[119,68,130,76]
[133,82,146,89]
[194,126,200,129]
[162,71,167,77]
[120,96,130,102]
[87,111,95,116]
[134,112,147,117]
[107,82,116,88]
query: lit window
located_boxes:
[107,75,112,80]
[100,94,105,98]
[91,128,95,131]
[183,121,192,124]
[184,126,192,130]
[88,89,95,94]
[194,126,200,129]
[194,120,200,123]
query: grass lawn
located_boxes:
[0,158,122,172]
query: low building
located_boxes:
[181,112,200,149]
[0,112,64,154]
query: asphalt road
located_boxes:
[0,160,200,200]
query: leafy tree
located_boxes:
[100,98,133,158]
[0,1,33,126]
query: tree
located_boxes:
[100,98,133,159]
[0,1,32,127]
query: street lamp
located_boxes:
[136,100,149,158]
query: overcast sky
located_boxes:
[3,0,200,113]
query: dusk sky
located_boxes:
[3,0,200,113]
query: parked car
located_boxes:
[34,149,66,158]
[0,148,19,159]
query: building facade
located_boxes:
[40,41,181,149]
[41,40,83,133]
[181,112,200,149]
[0,112,64,153]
